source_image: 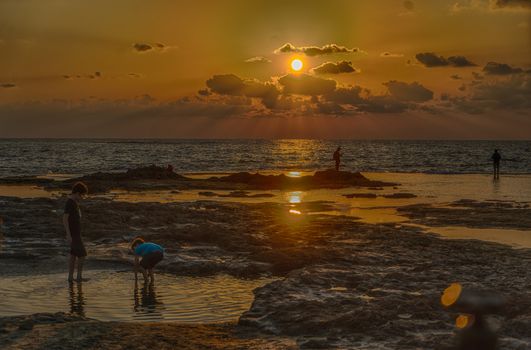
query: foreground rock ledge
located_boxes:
[0,313,296,350]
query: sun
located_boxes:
[291,59,303,72]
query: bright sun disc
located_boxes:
[291,59,303,71]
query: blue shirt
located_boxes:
[134,242,164,257]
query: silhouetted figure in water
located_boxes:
[166,164,174,173]
[491,149,501,179]
[68,281,86,317]
[63,182,89,283]
[134,277,163,315]
[333,147,342,171]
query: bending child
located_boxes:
[131,237,164,283]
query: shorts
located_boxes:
[140,251,164,269]
[70,238,87,258]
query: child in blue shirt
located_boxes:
[131,237,164,283]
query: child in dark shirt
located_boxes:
[63,182,88,283]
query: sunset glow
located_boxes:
[291,59,303,72]
[0,1,529,139]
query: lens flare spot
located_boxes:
[455,314,474,329]
[441,283,462,307]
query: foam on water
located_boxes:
[0,270,276,322]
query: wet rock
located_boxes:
[382,193,417,199]
[198,191,217,197]
[343,193,377,198]
[198,190,274,198]
[398,200,531,229]
[18,320,34,330]
[212,170,395,190]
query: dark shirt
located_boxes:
[333,150,340,162]
[492,153,501,164]
[64,198,81,238]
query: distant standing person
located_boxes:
[63,182,89,283]
[131,237,164,284]
[333,147,342,171]
[491,149,501,179]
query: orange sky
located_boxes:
[0,0,530,138]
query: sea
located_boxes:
[0,139,530,178]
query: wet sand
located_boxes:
[1,170,530,349]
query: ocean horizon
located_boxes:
[1,138,530,177]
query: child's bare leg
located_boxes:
[68,255,76,282]
[76,257,84,281]
[148,269,154,283]
[138,266,148,282]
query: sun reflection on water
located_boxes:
[287,171,301,177]
[287,191,303,204]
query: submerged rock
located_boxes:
[343,193,378,198]
[382,193,417,199]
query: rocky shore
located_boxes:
[1,170,530,349]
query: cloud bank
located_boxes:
[274,43,362,56]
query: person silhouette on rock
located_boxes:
[333,147,342,171]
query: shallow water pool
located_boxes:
[0,270,275,323]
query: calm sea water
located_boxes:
[0,139,530,177]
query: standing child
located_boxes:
[63,182,89,283]
[131,237,164,283]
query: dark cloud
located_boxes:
[324,86,365,105]
[472,75,530,109]
[358,96,409,113]
[458,84,466,91]
[416,53,448,67]
[63,72,102,80]
[450,74,462,80]
[315,101,345,115]
[278,74,337,95]
[1,83,16,88]
[492,0,531,9]
[380,52,404,58]
[448,75,530,113]
[205,74,279,108]
[482,62,523,75]
[133,43,152,52]
[322,85,409,113]
[245,56,272,63]
[133,42,171,53]
[403,1,415,10]
[206,74,246,95]
[128,73,142,78]
[383,81,434,102]
[311,61,358,74]
[274,43,361,56]
[447,56,476,67]
[416,52,476,67]
[197,89,211,96]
